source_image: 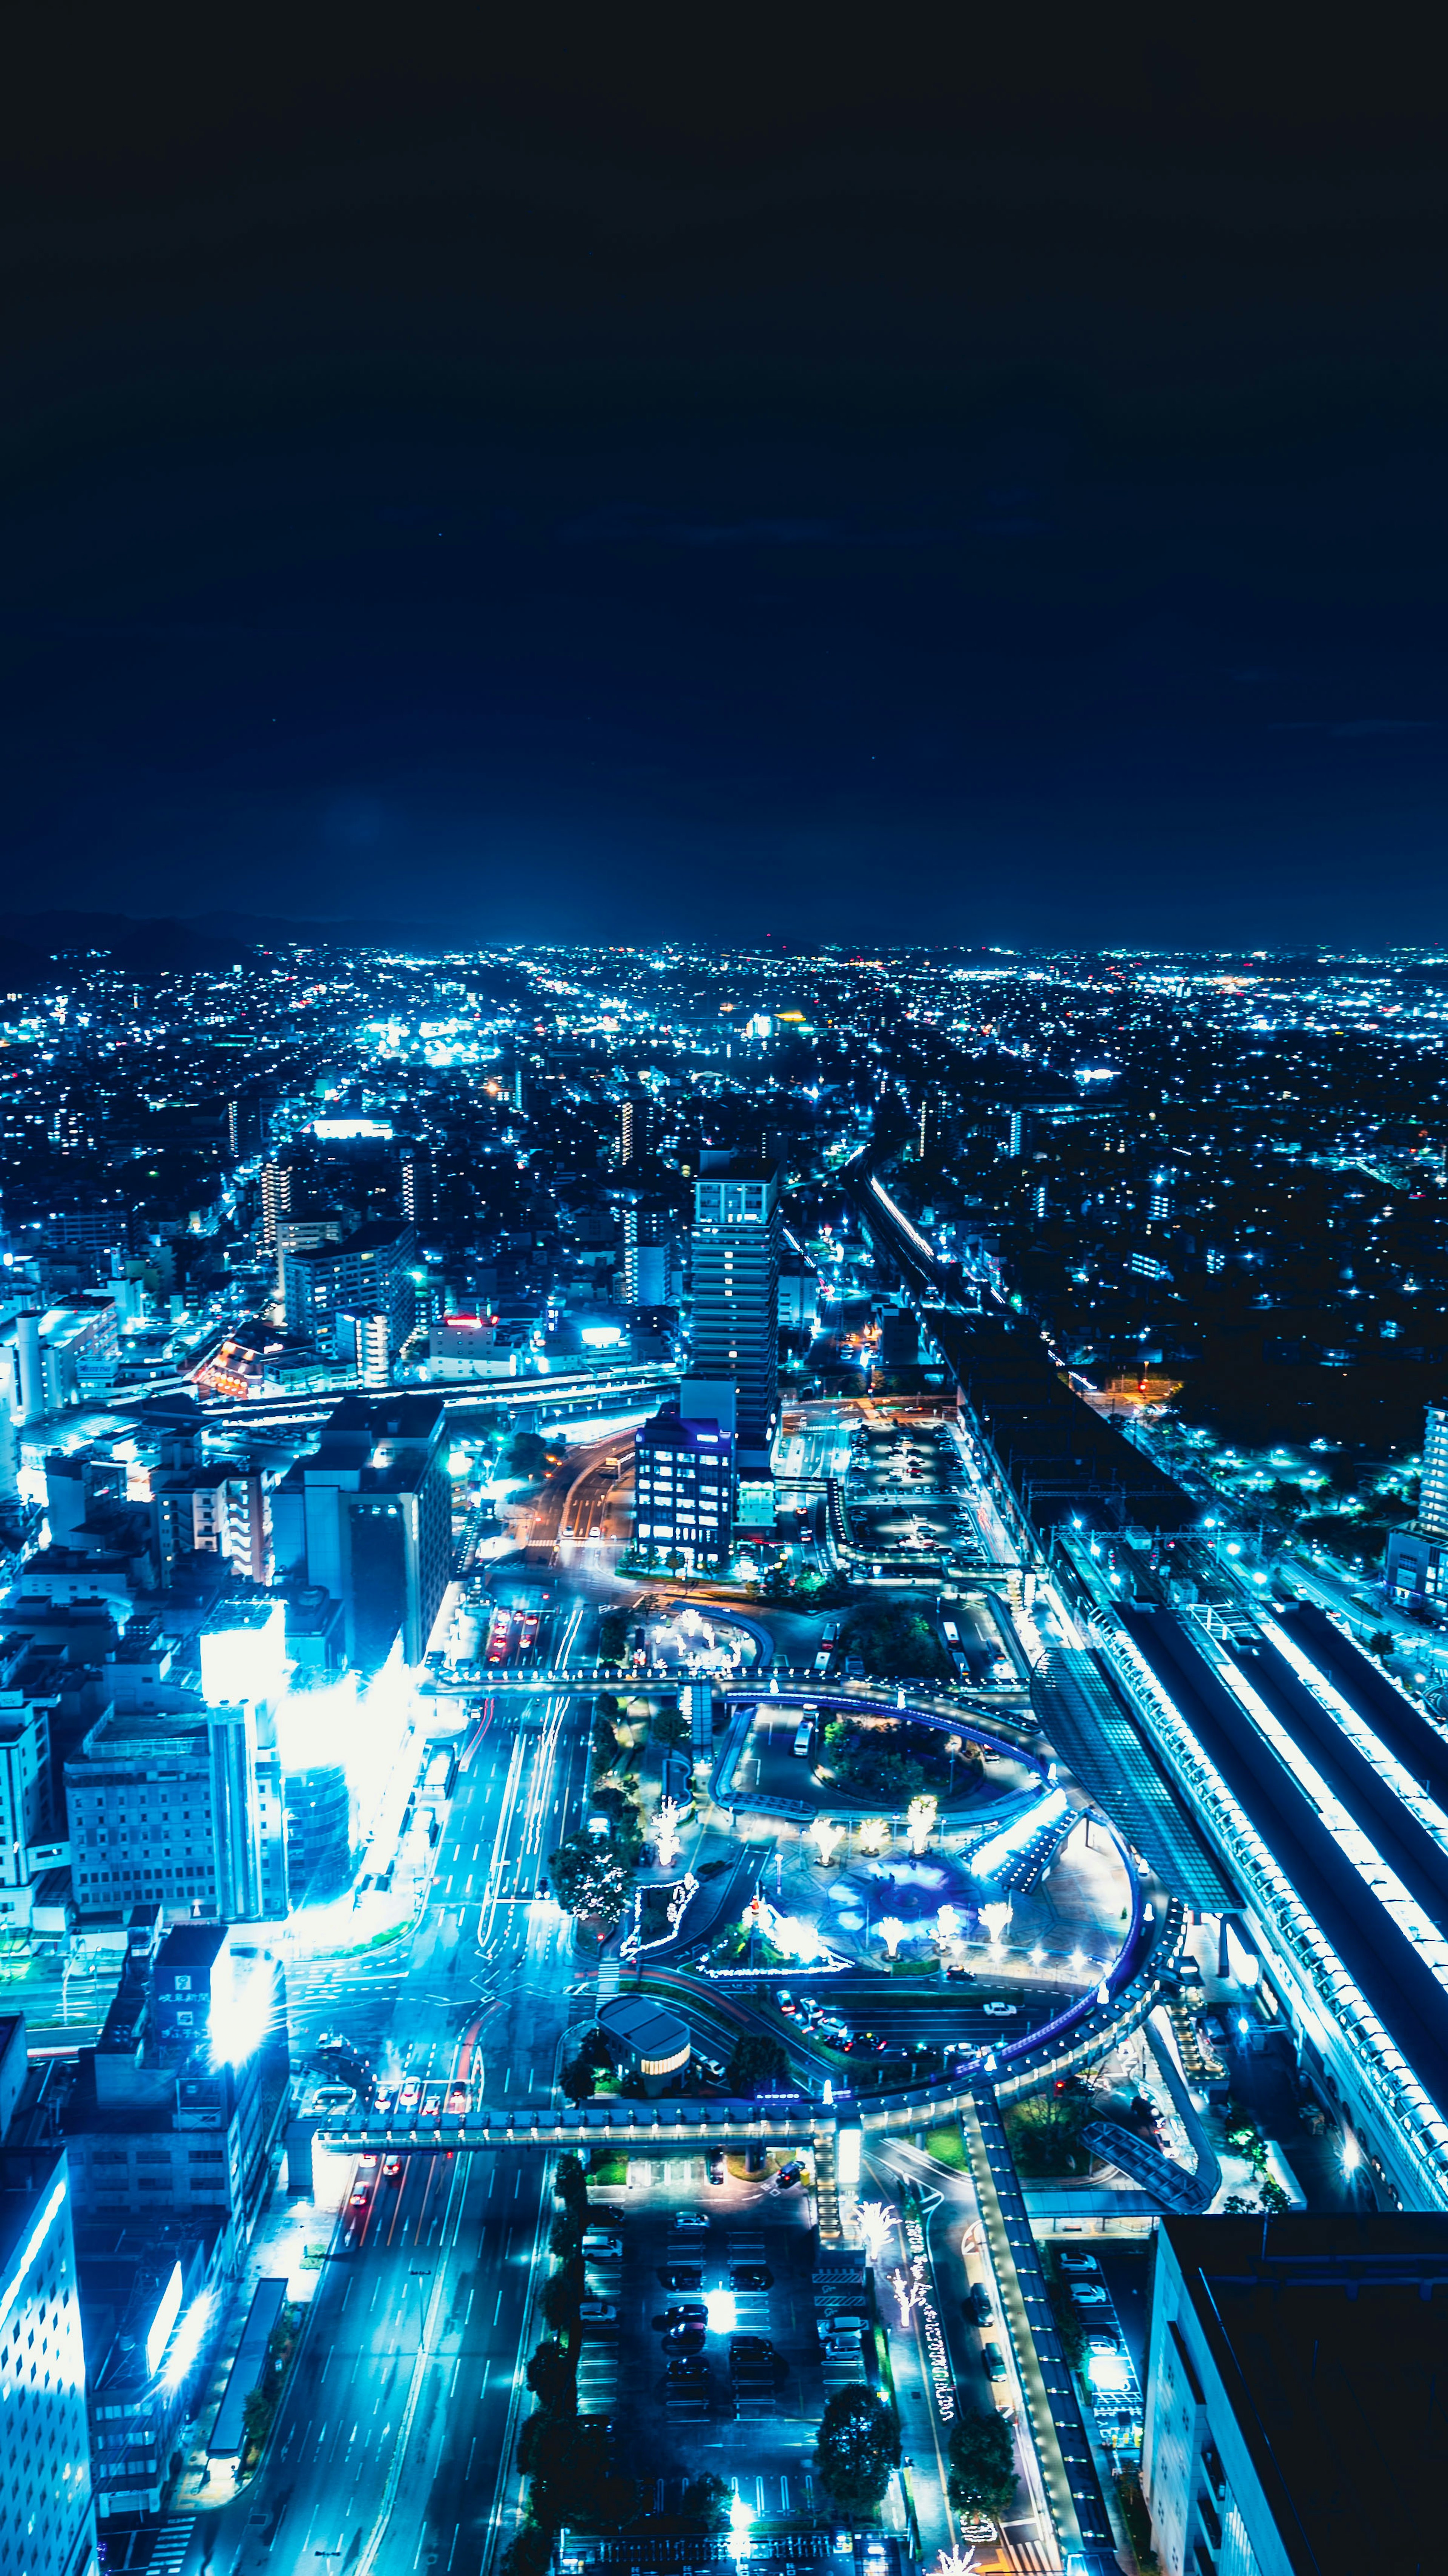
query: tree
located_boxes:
[541,2258,583,2332]
[598,1607,630,1664]
[560,2053,595,2102]
[726,2031,790,2095]
[549,2209,581,2259]
[651,1702,691,1749]
[947,2409,1017,2522]
[504,1430,550,1483]
[546,1833,632,1933]
[554,2151,589,2220]
[525,2339,574,2415]
[814,2386,899,2513]
[678,2475,732,2531]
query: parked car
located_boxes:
[731,2267,772,2292]
[672,2211,709,2231]
[1071,2284,1111,2308]
[966,2282,992,2326]
[666,2324,706,2354]
[1059,2252,1100,2275]
[583,2231,623,2259]
[580,2301,618,2323]
[982,2342,1007,2383]
[665,2303,707,2327]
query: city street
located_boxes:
[181,1617,596,2576]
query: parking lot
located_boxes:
[576,2176,876,2510]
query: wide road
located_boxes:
[189,1605,597,2576]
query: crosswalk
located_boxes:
[145,2518,195,2576]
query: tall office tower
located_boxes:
[0,2148,96,2576]
[691,1152,781,1475]
[619,1201,639,1302]
[259,1161,290,1253]
[619,1099,636,1167]
[1005,1108,1025,1158]
[400,1146,432,1230]
[1421,1402,1448,1540]
[272,1395,451,1668]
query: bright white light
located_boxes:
[1088,2350,1131,2394]
[1342,2134,1361,2174]
[706,2288,737,2333]
[857,1818,890,1856]
[163,2287,216,2392]
[656,1797,683,1870]
[889,2263,919,2325]
[857,2198,893,2259]
[968,1784,1068,1879]
[906,1794,938,1855]
[200,1602,287,1710]
[810,1817,844,1865]
[145,2261,184,2380]
[936,1904,962,1947]
[211,1952,276,2070]
[879,1915,907,1958]
[980,1900,1012,1948]
[729,2492,753,2562]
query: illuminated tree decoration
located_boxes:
[906,1793,938,1854]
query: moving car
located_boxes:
[398,2076,422,2112]
[446,2086,468,2115]
[983,2000,1017,2019]
[672,2211,708,2231]
[707,2154,725,2185]
[383,2155,403,2181]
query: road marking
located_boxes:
[492,2287,503,2323]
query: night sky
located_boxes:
[6,15,1448,946]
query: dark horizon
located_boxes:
[7,16,1448,942]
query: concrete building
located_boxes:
[598,1993,690,2097]
[0,2149,97,2576]
[1385,1398,1448,1615]
[77,2213,227,2521]
[1143,2213,1448,2576]
[52,1924,288,2246]
[281,1219,416,1359]
[0,1646,55,1899]
[272,1394,450,1668]
[633,1406,732,1571]
[65,1693,286,1924]
[690,1152,780,1477]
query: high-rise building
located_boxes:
[1421,1400,1448,1541]
[399,1146,432,1230]
[0,2148,96,2576]
[1142,2215,1448,2576]
[690,1152,781,1475]
[259,1161,290,1253]
[281,1220,416,1356]
[272,1394,451,1668]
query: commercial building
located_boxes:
[1143,2213,1448,2576]
[0,1641,56,1917]
[51,1923,289,2245]
[67,1606,290,1921]
[690,1151,781,1478]
[0,2149,97,2576]
[280,1219,416,1361]
[598,1993,690,2096]
[77,2214,227,2521]
[633,1406,733,1571]
[270,1394,451,1668]
[1384,1398,1448,1614]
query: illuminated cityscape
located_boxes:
[0,938,1445,2576]
[9,18,1448,2576]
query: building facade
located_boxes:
[690,1152,780,1477]
[633,1408,733,1570]
[281,1219,416,1358]
[0,2150,97,2576]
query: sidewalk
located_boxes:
[174,2150,348,2512]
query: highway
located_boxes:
[187,1610,595,2576]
